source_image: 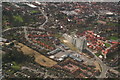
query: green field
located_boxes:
[11,61,21,70]
[109,36,118,40]
[30,10,39,14]
[105,43,111,47]
[13,15,23,22]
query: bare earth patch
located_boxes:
[94,61,101,72]
[17,43,57,67]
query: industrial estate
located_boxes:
[1,1,120,79]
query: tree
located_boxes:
[2,47,34,64]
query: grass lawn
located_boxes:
[30,10,39,14]
[109,36,118,40]
[11,61,21,70]
[6,69,15,74]
[95,53,100,57]
[13,15,23,22]
[108,22,120,26]
[11,65,21,70]
[105,43,111,47]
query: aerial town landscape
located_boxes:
[0,1,120,79]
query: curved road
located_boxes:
[38,7,48,29]
[2,6,119,78]
[2,6,48,48]
[86,48,119,78]
[23,7,48,48]
[3,6,48,44]
[86,48,109,78]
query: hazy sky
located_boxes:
[1,0,120,2]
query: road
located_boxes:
[23,7,48,43]
[86,48,119,78]
[2,6,119,78]
[3,26,34,32]
[2,6,49,49]
[3,6,48,32]
[3,25,119,78]
[38,7,48,29]
[2,5,49,48]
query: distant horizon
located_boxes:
[1,0,120,2]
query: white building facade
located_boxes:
[63,34,87,52]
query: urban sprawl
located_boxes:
[1,2,120,79]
